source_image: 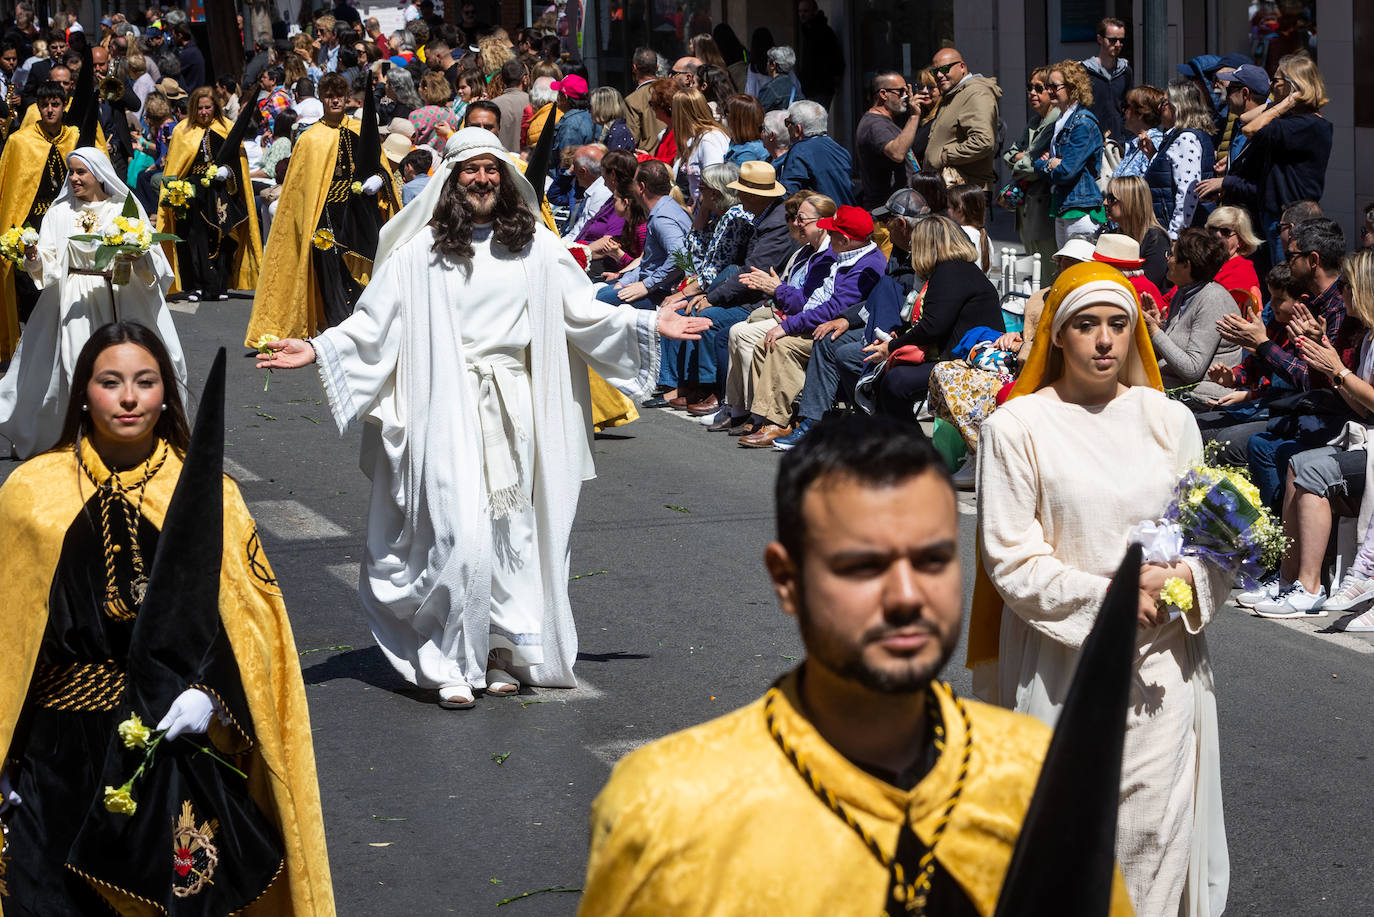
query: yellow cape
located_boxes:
[966,262,1162,672]
[0,122,78,360]
[244,116,397,345]
[0,442,336,916]
[157,117,264,294]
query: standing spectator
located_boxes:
[382,67,422,121]
[1146,80,1215,239]
[426,35,460,91]
[925,47,1002,189]
[1081,17,1131,143]
[724,93,766,165]
[127,49,156,112]
[1112,85,1166,178]
[1003,67,1059,276]
[1193,64,1269,232]
[623,46,661,151]
[854,71,917,209]
[490,58,529,153]
[672,88,730,204]
[1234,53,1332,269]
[795,0,842,109]
[778,99,854,204]
[756,46,801,113]
[1034,60,1104,245]
[314,15,340,72]
[744,28,775,98]
[549,74,596,203]
[688,33,730,75]
[398,148,432,205]
[365,18,391,58]
[523,74,557,146]
[670,56,701,89]
[711,24,749,92]
[589,86,634,151]
[909,69,943,167]
[332,0,363,27]
[409,71,459,146]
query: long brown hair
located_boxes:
[55,322,191,454]
[429,159,537,260]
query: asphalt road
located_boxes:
[9,296,1374,915]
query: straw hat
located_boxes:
[156,77,187,101]
[382,132,412,164]
[725,161,786,198]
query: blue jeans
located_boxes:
[674,303,754,393]
[798,328,867,421]
[1247,430,1305,511]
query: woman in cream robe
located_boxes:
[970,262,1230,917]
[0,147,186,458]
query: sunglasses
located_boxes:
[1285,249,1312,262]
[931,61,963,76]
[1103,193,1119,205]
[1045,82,1066,92]
[1101,36,1125,45]
[1027,82,1047,92]
[879,87,910,97]
[1210,226,1235,237]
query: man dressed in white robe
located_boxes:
[261,128,709,708]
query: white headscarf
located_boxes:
[372,126,540,269]
[1049,279,1140,338]
[54,146,152,221]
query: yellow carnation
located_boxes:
[1160,576,1194,613]
[117,713,153,749]
[104,784,138,815]
[254,333,280,354]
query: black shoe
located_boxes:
[708,413,747,432]
[641,396,671,408]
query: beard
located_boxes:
[460,180,500,221]
[795,582,959,695]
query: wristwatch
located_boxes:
[1335,368,1352,387]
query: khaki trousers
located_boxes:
[724,307,777,414]
[751,334,814,426]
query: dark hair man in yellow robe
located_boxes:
[245,72,396,345]
[579,415,1138,917]
[0,83,75,360]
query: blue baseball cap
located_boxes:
[1219,64,1270,97]
[1177,54,1222,83]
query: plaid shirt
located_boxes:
[1233,279,1357,392]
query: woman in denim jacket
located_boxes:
[1034,60,1105,246]
[1002,66,1060,278]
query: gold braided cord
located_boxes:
[75,440,170,621]
[31,660,126,711]
[763,682,973,916]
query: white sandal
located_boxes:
[485,668,519,696]
[437,683,476,709]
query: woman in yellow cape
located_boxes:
[157,87,262,300]
[0,323,333,916]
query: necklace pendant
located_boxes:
[130,576,147,605]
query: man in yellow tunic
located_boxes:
[245,73,396,344]
[0,83,76,359]
[580,416,1136,917]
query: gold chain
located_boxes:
[75,440,169,620]
[763,682,973,916]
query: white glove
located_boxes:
[214,165,231,182]
[157,688,217,741]
[360,174,384,195]
[0,768,20,814]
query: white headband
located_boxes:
[1050,279,1139,338]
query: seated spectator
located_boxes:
[1112,85,1165,178]
[664,162,754,302]
[723,94,767,165]
[710,190,833,432]
[761,109,790,166]
[399,147,433,205]
[864,215,1004,420]
[596,158,690,308]
[777,99,854,205]
[672,88,730,205]
[1204,261,1304,410]
[756,45,802,112]
[589,85,635,151]
[1251,250,1374,619]
[1092,233,1165,312]
[948,183,991,274]
[1033,59,1104,245]
[569,148,638,250]
[591,190,650,278]
[562,144,611,241]
[1142,227,1241,401]
[1104,174,1170,291]
[737,205,887,448]
[1205,205,1263,307]
[409,70,459,146]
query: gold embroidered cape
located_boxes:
[0,442,336,917]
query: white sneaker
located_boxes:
[1236,576,1284,608]
[698,406,729,426]
[951,456,976,490]
[1342,608,1374,633]
[1253,582,1327,618]
[1323,574,1374,613]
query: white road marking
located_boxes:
[586,737,647,766]
[249,499,348,540]
[167,301,199,315]
[328,563,359,588]
[224,457,261,481]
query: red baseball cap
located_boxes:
[551,74,588,99]
[816,205,875,241]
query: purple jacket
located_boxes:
[575,199,625,244]
[778,243,888,335]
